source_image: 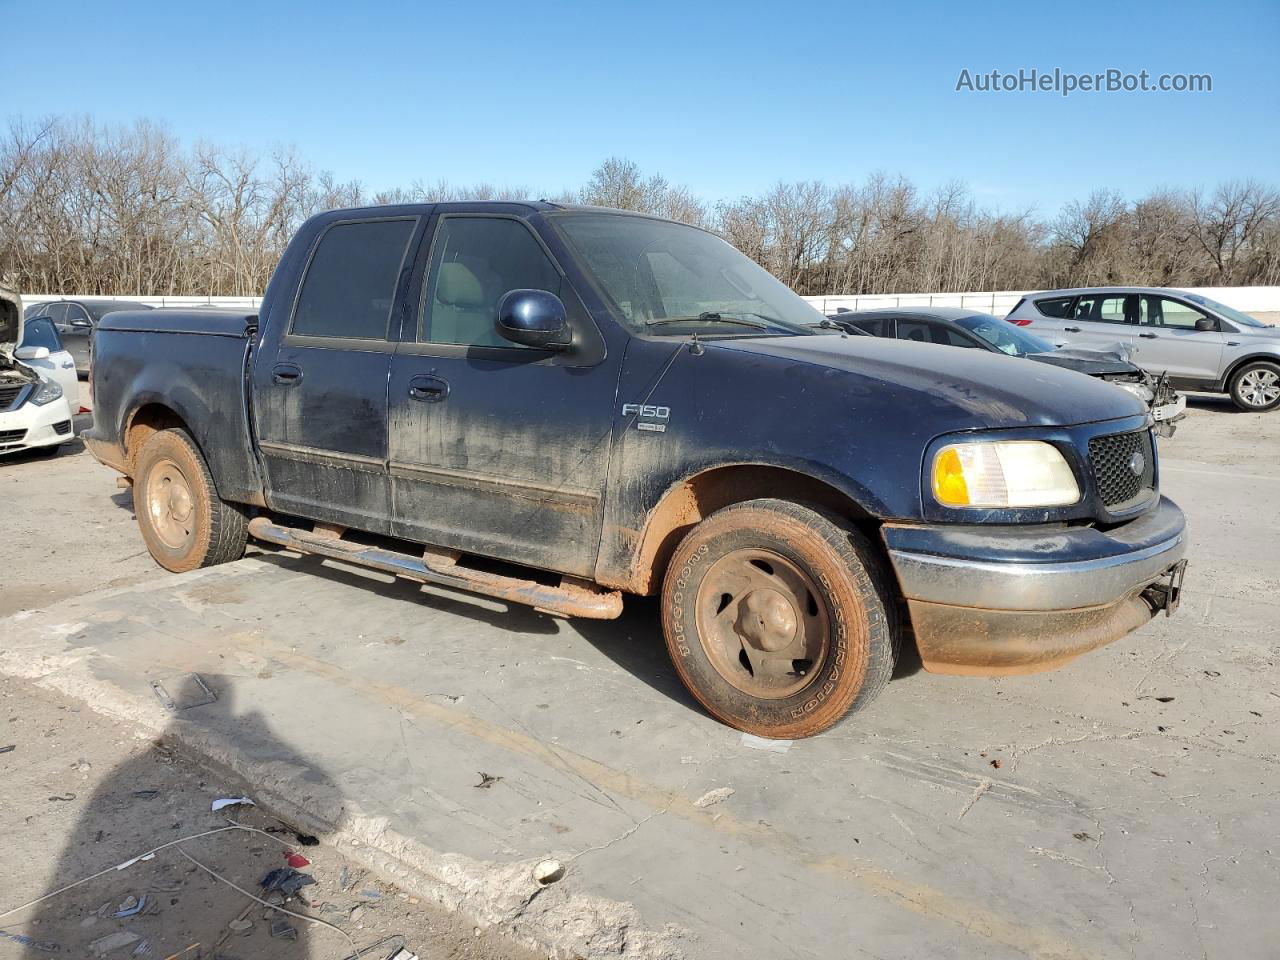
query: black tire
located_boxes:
[133,428,248,572]
[1228,360,1280,412]
[661,499,898,738]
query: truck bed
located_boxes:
[85,308,264,504]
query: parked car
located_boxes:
[1005,287,1280,411]
[828,307,1186,434]
[1,284,75,457]
[24,298,154,376]
[15,315,80,406]
[85,202,1187,738]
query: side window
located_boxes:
[23,317,64,351]
[1035,296,1074,319]
[850,317,888,337]
[896,319,933,343]
[933,324,981,347]
[421,217,560,348]
[42,303,68,325]
[1144,296,1214,330]
[1074,295,1134,324]
[291,219,417,340]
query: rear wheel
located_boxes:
[1229,361,1280,411]
[133,428,248,572]
[661,499,898,739]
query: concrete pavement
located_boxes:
[1,399,1276,960]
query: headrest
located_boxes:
[436,261,485,308]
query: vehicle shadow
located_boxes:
[1185,393,1240,412]
[249,545,562,636]
[246,543,919,725]
[16,675,333,959]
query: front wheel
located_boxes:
[1229,361,1280,412]
[133,428,249,572]
[661,499,898,739]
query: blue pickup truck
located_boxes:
[85,202,1188,738]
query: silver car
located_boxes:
[1006,287,1280,411]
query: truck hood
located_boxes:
[709,334,1148,429]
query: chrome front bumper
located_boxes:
[881,497,1187,675]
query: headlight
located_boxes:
[1113,381,1154,404]
[29,378,64,406]
[931,440,1079,508]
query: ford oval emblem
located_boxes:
[1128,451,1146,476]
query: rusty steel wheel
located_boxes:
[662,499,898,739]
[695,548,831,700]
[133,428,248,573]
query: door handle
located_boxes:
[272,363,303,385]
[1139,332,1158,339]
[1063,326,1081,332]
[408,375,449,402]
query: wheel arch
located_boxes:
[1222,353,1280,390]
[619,462,883,596]
[123,400,194,471]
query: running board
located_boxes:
[246,517,624,620]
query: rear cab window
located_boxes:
[291,218,418,340]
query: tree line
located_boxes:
[2,116,1278,298]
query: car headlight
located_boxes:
[29,378,64,406]
[1113,381,1154,404]
[931,440,1079,508]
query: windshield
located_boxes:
[955,313,1054,356]
[553,214,825,336]
[1184,293,1270,328]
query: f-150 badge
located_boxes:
[623,403,670,432]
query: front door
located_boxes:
[1133,295,1226,380]
[387,214,617,577]
[252,215,422,534]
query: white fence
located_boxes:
[21,286,1280,319]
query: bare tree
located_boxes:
[1,116,1277,298]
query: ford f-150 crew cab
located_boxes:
[85,202,1188,738]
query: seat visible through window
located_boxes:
[422,218,561,347]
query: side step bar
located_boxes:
[247,517,624,620]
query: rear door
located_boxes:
[1132,295,1226,380]
[1061,293,1141,350]
[252,215,422,533]
[386,213,616,577]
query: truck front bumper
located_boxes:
[881,496,1187,675]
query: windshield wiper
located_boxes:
[645,312,769,331]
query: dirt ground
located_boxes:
[0,677,547,960]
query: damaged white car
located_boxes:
[1,282,75,457]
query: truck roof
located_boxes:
[314,200,690,225]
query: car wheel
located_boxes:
[661,498,898,738]
[1229,361,1280,411]
[133,428,249,572]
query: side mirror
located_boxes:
[496,289,571,350]
[14,345,50,361]
[1194,317,1217,332]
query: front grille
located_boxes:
[0,428,27,444]
[0,384,26,410]
[1089,429,1155,509]
[53,420,72,436]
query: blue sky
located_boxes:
[3,0,1277,215]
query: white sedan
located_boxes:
[15,315,80,407]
